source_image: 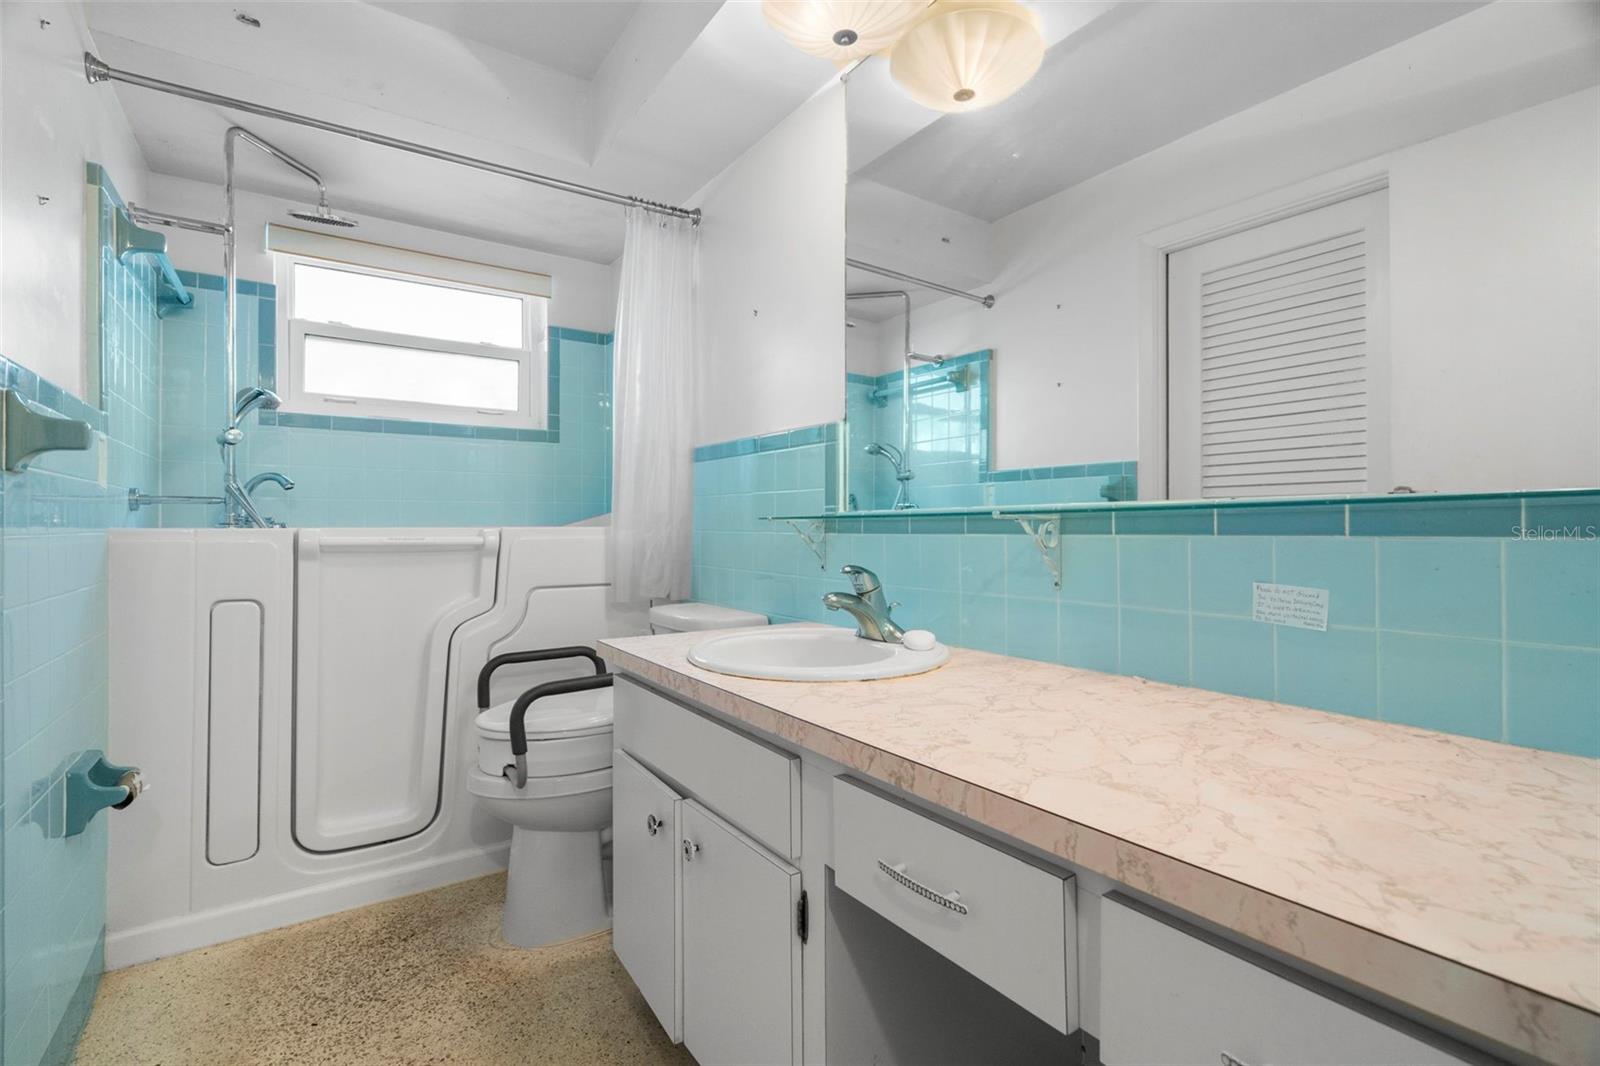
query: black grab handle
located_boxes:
[476,645,607,710]
[508,674,615,758]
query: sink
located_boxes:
[688,626,950,682]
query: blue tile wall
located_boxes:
[1,173,161,1062]
[155,276,612,526]
[841,352,1135,509]
[692,425,1600,759]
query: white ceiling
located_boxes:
[856,1,1484,224]
[85,0,835,263]
[85,0,1491,276]
[367,2,642,78]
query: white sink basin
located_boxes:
[688,626,950,682]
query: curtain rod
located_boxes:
[846,258,995,307]
[83,53,701,224]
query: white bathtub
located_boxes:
[105,526,647,968]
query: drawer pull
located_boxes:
[683,838,700,861]
[646,814,663,836]
[878,860,969,915]
[1220,1055,1250,1066]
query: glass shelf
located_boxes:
[764,487,1598,523]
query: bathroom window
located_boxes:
[273,231,550,429]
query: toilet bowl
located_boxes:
[469,613,759,948]
[468,687,615,948]
[648,601,769,634]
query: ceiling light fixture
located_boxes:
[889,0,1043,112]
[762,1,926,65]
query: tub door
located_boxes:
[294,530,499,852]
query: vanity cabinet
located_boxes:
[612,680,804,1065]
[1099,895,1480,1066]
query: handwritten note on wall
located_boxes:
[1252,582,1330,631]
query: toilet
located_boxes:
[467,603,764,949]
[648,601,769,635]
[468,686,615,949]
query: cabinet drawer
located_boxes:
[831,776,1077,1034]
[614,678,801,860]
[1100,895,1481,1066]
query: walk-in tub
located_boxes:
[106,526,647,967]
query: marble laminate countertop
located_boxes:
[600,626,1600,1065]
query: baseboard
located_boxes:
[105,844,509,970]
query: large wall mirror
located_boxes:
[830,3,1598,515]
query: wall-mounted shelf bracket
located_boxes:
[1,388,94,473]
[1000,512,1061,589]
[785,519,828,571]
[112,202,193,313]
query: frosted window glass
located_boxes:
[301,335,521,411]
[292,263,524,347]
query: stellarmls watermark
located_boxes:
[1512,525,1598,541]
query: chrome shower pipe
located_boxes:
[220,125,324,526]
[847,258,995,308]
[126,205,227,236]
[83,53,701,224]
[846,290,915,507]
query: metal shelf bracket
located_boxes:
[1001,512,1061,589]
[785,519,828,571]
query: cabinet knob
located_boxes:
[682,838,700,861]
[646,814,663,836]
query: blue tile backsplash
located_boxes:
[693,422,1600,759]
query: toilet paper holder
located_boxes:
[64,750,145,837]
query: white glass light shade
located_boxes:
[889,0,1044,112]
[762,1,928,64]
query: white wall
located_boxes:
[1,2,149,397]
[884,3,1600,488]
[692,84,846,446]
[1388,89,1599,492]
[147,175,620,333]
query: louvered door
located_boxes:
[1168,192,1389,498]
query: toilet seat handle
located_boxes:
[501,672,616,789]
[477,645,607,711]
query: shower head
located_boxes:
[865,441,906,468]
[233,385,282,422]
[288,199,357,228]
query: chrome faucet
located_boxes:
[240,470,294,528]
[245,471,295,495]
[822,564,905,643]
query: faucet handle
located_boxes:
[840,564,881,595]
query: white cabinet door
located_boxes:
[681,799,802,1066]
[612,750,683,1043]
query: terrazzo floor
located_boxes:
[74,873,696,1065]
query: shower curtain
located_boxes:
[609,206,697,605]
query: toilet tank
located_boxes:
[648,602,768,634]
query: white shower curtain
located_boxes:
[609,206,697,605]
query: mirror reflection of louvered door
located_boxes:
[1168,191,1389,499]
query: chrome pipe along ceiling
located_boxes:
[83,53,701,224]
